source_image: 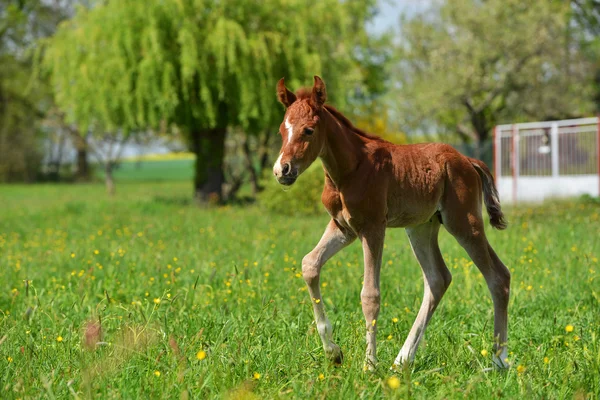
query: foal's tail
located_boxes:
[469,158,507,230]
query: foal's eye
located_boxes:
[303,127,314,136]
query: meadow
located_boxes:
[1,178,599,399]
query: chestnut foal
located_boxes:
[273,76,510,370]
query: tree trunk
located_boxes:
[76,147,89,181]
[105,163,115,196]
[242,135,260,197]
[191,127,226,204]
[71,133,90,181]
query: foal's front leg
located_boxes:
[360,226,385,371]
[302,219,355,364]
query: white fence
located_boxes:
[494,117,600,203]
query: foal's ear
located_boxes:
[276,78,296,108]
[311,75,327,110]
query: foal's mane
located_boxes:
[324,105,384,142]
[296,88,384,142]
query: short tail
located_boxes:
[469,158,507,230]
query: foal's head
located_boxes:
[273,76,327,186]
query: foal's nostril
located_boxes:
[282,162,291,176]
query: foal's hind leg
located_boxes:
[303,219,356,364]
[444,214,511,369]
[393,218,452,368]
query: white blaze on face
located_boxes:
[285,117,294,145]
[273,152,283,176]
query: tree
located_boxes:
[43,0,379,202]
[0,0,73,182]
[392,0,596,159]
[572,0,600,111]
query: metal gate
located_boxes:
[494,117,600,203]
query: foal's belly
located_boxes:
[385,202,439,228]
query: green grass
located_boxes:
[1,182,599,399]
[95,159,194,182]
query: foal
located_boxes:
[273,76,510,370]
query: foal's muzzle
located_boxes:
[274,162,298,185]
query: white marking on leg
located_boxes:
[394,222,450,368]
[285,117,294,144]
[303,220,355,363]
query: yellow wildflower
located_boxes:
[565,325,574,333]
[387,376,401,389]
[253,372,261,380]
[196,350,206,360]
[480,349,488,357]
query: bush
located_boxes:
[259,161,326,216]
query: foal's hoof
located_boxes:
[492,355,510,370]
[363,358,378,372]
[326,344,343,365]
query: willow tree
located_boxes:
[43,0,377,201]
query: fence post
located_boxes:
[493,126,499,186]
[597,115,600,197]
[551,122,559,178]
[512,124,519,204]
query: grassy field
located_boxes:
[95,158,194,182]
[1,182,599,399]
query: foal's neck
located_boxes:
[319,109,367,187]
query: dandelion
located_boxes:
[318,373,325,381]
[526,285,532,291]
[516,365,526,374]
[94,250,99,255]
[196,350,206,360]
[56,336,63,342]
[481,349,488,357]
[253,372,261,380]
[153,298,161,305]
[543,357,549,364]
[154,371,160,377]
[565,324,574,333]
[387,335,393,340]
[7,356,13,362]
[387,376,401,389]
[392,317,398,323]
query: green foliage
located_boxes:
[0,0,70,182]
[42,0,376,135]
[259,161,325,216]
[393,0,596,145]
[0,55,44,182]
[1,182,600,398]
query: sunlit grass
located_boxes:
[0,183,598,398]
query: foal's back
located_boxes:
[367,141,481,228]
